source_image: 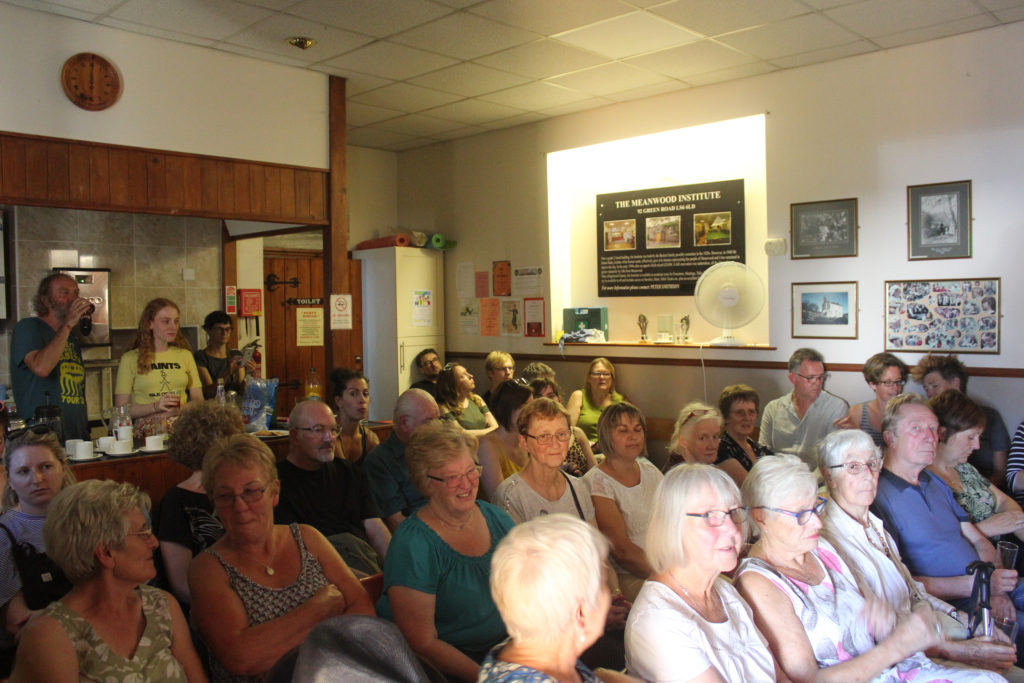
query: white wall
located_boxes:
[348,146,398,247]
[0,3,327,167]
[397,22,1024,429]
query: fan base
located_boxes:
[710,334,744,346]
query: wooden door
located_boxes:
[263,249,325,414]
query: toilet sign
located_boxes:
[330,294,352,330]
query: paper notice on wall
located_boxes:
[413,290,433,327]
[456,262,475,299]
[501,300,522,336]
[513,266,544,296]
[480,298,500,336]
[296,308,324,346]
[475,271,490,298]
[493,261,511,296]
[524,297,545,337]
[329,294,352,330]
[459,299,480,335]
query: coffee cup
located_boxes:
[75,441,94,459]
[110,439,132,455]
[145,435,166,451]
[97,436,115,452]
[65,439,83,455]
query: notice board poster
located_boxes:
[596,179,745,297]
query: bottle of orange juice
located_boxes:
[305,367,322,400]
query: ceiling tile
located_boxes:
[475,38,607,78]
[98,17,218,46]
[994,6,1024,20]
[717,13,860,59]
[385,136,439,151]
[423,98,529,124]
[546,62,670,97]
[223,13,372,61]
[479,81,593,109]
[375,113,465,136]
[408,62,531,97]
[626,39,756,79]
[553,11,701,59]
[649,0,808,36]
[236,0,300,9]
[5,0,118,18]
[825,0,982,38]
[391,11,539,59]
[873,13,996,48]
[469,0,633,36]
[215,41,312,66]
[430,0,481,7]
[476,111,547,129]
[540,96,614,117]
[322,41,458,80]
[109,0,271,41]
[346,126,420,148]
[769,39,876,69]
[310,65,394,95]
[684,60,777,86]
[288,0,451,38]
[799,0,855,8]
[350,82,463,112]
[433,125,490,140]
[604,79,689,102]
[346,101,406,126]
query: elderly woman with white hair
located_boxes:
[737,453,1007,683]
[481,514,633,682]
[662,401,722,473]
[819,429,1019,677]
[10,480,207,682]
[626,464,780,682]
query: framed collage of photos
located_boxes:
[884,278,999,354]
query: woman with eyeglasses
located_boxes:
[819,429,1019,676]
[736,453,1003,682]
[529,377,596,477]
[195,310,254,399]
[626,464,779,682]
[436,362,499,437]
[0,427,76,674]
[329,367,379,465]
[844,353,909,447]
[567,357,625,445]
[188,434,373,682]
[10,480,207,682]
[928,390,1024,544]
[715,384,772,487]
[663,401,723,474]
[378,420,514,682]
[585,403,662,603]
[478,380,534,500]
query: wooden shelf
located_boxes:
[543,341,777,351]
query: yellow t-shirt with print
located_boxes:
[115,347,200,405]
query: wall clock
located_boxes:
[61,52,122,111]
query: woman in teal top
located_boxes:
[378,421,513,682]
[568,357,625,444]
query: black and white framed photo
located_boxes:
[908,180,971,260]
[885,278,999,354]
[790,198,857,259]
[791,281,858,339]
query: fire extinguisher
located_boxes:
[252,349,262,379]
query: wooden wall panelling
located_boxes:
[0,131,328,225]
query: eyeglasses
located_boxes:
[427,465,483,489]
[876,379,906,388]
[678,409,711,428]
[794,373,830,384]
[828,459,882,475]
[420,357,441,368]
[589,371,611,378]
[525,430,572,445]
[126,525,155,540]
[212,484,271,508]
[293,425,341,438]
[756,497,826,526]
[686,506,748,527]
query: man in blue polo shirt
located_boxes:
[872,393,1017,619]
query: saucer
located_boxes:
[105,448,140,457]
[69,453,102,462]
[140,447,165,454]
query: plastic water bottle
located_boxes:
[215,379,227,405]
[305,367,322,400]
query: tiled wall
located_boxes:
[1,206,222,386]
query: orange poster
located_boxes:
[492,261,511,296]
[480,298,500,336]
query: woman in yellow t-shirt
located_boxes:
[115,298,202,434]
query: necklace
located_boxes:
[233,539,276,576]
[430,505,475,531]
[669,571,719,622]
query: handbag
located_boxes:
[0,523,72,610]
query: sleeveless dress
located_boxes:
[206,524,330,683]
[738,540,1005,682]
[42,585,187,682]
[858,403,885,447]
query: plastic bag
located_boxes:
[241,377,279,430]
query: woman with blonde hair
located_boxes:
[662,401,722,473]
[568,358,625,444]
[115,298,203,435]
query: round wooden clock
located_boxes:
[61,53,122,111]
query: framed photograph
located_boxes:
[885,278,999,354]
[790,198,858,259]
[908,180,971,260]
[791,281,858,339]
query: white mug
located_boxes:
[97,436,115,451]
[65,439,83,455]
[75,441,94,459]
[144,435,166,451]
[111,439,132,454]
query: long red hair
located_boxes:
[130,298,191,373]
